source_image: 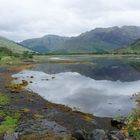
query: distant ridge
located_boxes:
[20,26,140,54]
[21,35,69,53]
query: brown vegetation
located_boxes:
[18,133,76,140]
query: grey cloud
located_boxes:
[0,0,140,41]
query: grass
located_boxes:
[7,64,33,71]
[0,92,20,134]
[0,56,22,65]
[0,47,33,65]
[0,93,9,106]
[0,114,20,133]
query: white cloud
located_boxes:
[0,0,140,41]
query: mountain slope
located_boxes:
[0,36,32,54]
[21,35,69,53]
[20,26,140,54]
[116,39,140,54]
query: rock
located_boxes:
[72,130,86,140]
[116,131,125,140]
[0,116,4,123]
[41,119,69,135]
[107,131,125,140]
[4,132,18,140]
[17,119,69,136]
[90,129,106,140]
[111,119,124,129]
[0,134,3,140]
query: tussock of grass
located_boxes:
[82,114,93,122]
[6,80,28,93]
[20,108,30,113]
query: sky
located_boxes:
[0,0,140,41]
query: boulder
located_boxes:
[90,129,106,140]
[72,130,87,140]
[107,131,125,140]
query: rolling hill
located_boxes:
[0,36,32,54]
[20,26,140,54]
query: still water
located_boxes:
[13,56,140,117]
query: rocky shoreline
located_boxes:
[0,63,126,140]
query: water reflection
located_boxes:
[12,56,140,117]
[32,57,140,81]
[13,70,138,117]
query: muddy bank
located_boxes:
[0,63,122,139]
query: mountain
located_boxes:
[116,39,140,54]
[0,36,32,54]
[20,26,140,54]
[21,35,69,53]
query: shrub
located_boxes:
[122,93,140,139]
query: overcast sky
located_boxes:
[0,0,140,41]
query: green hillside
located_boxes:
[115,39,140,54]
[0,36,32,54]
